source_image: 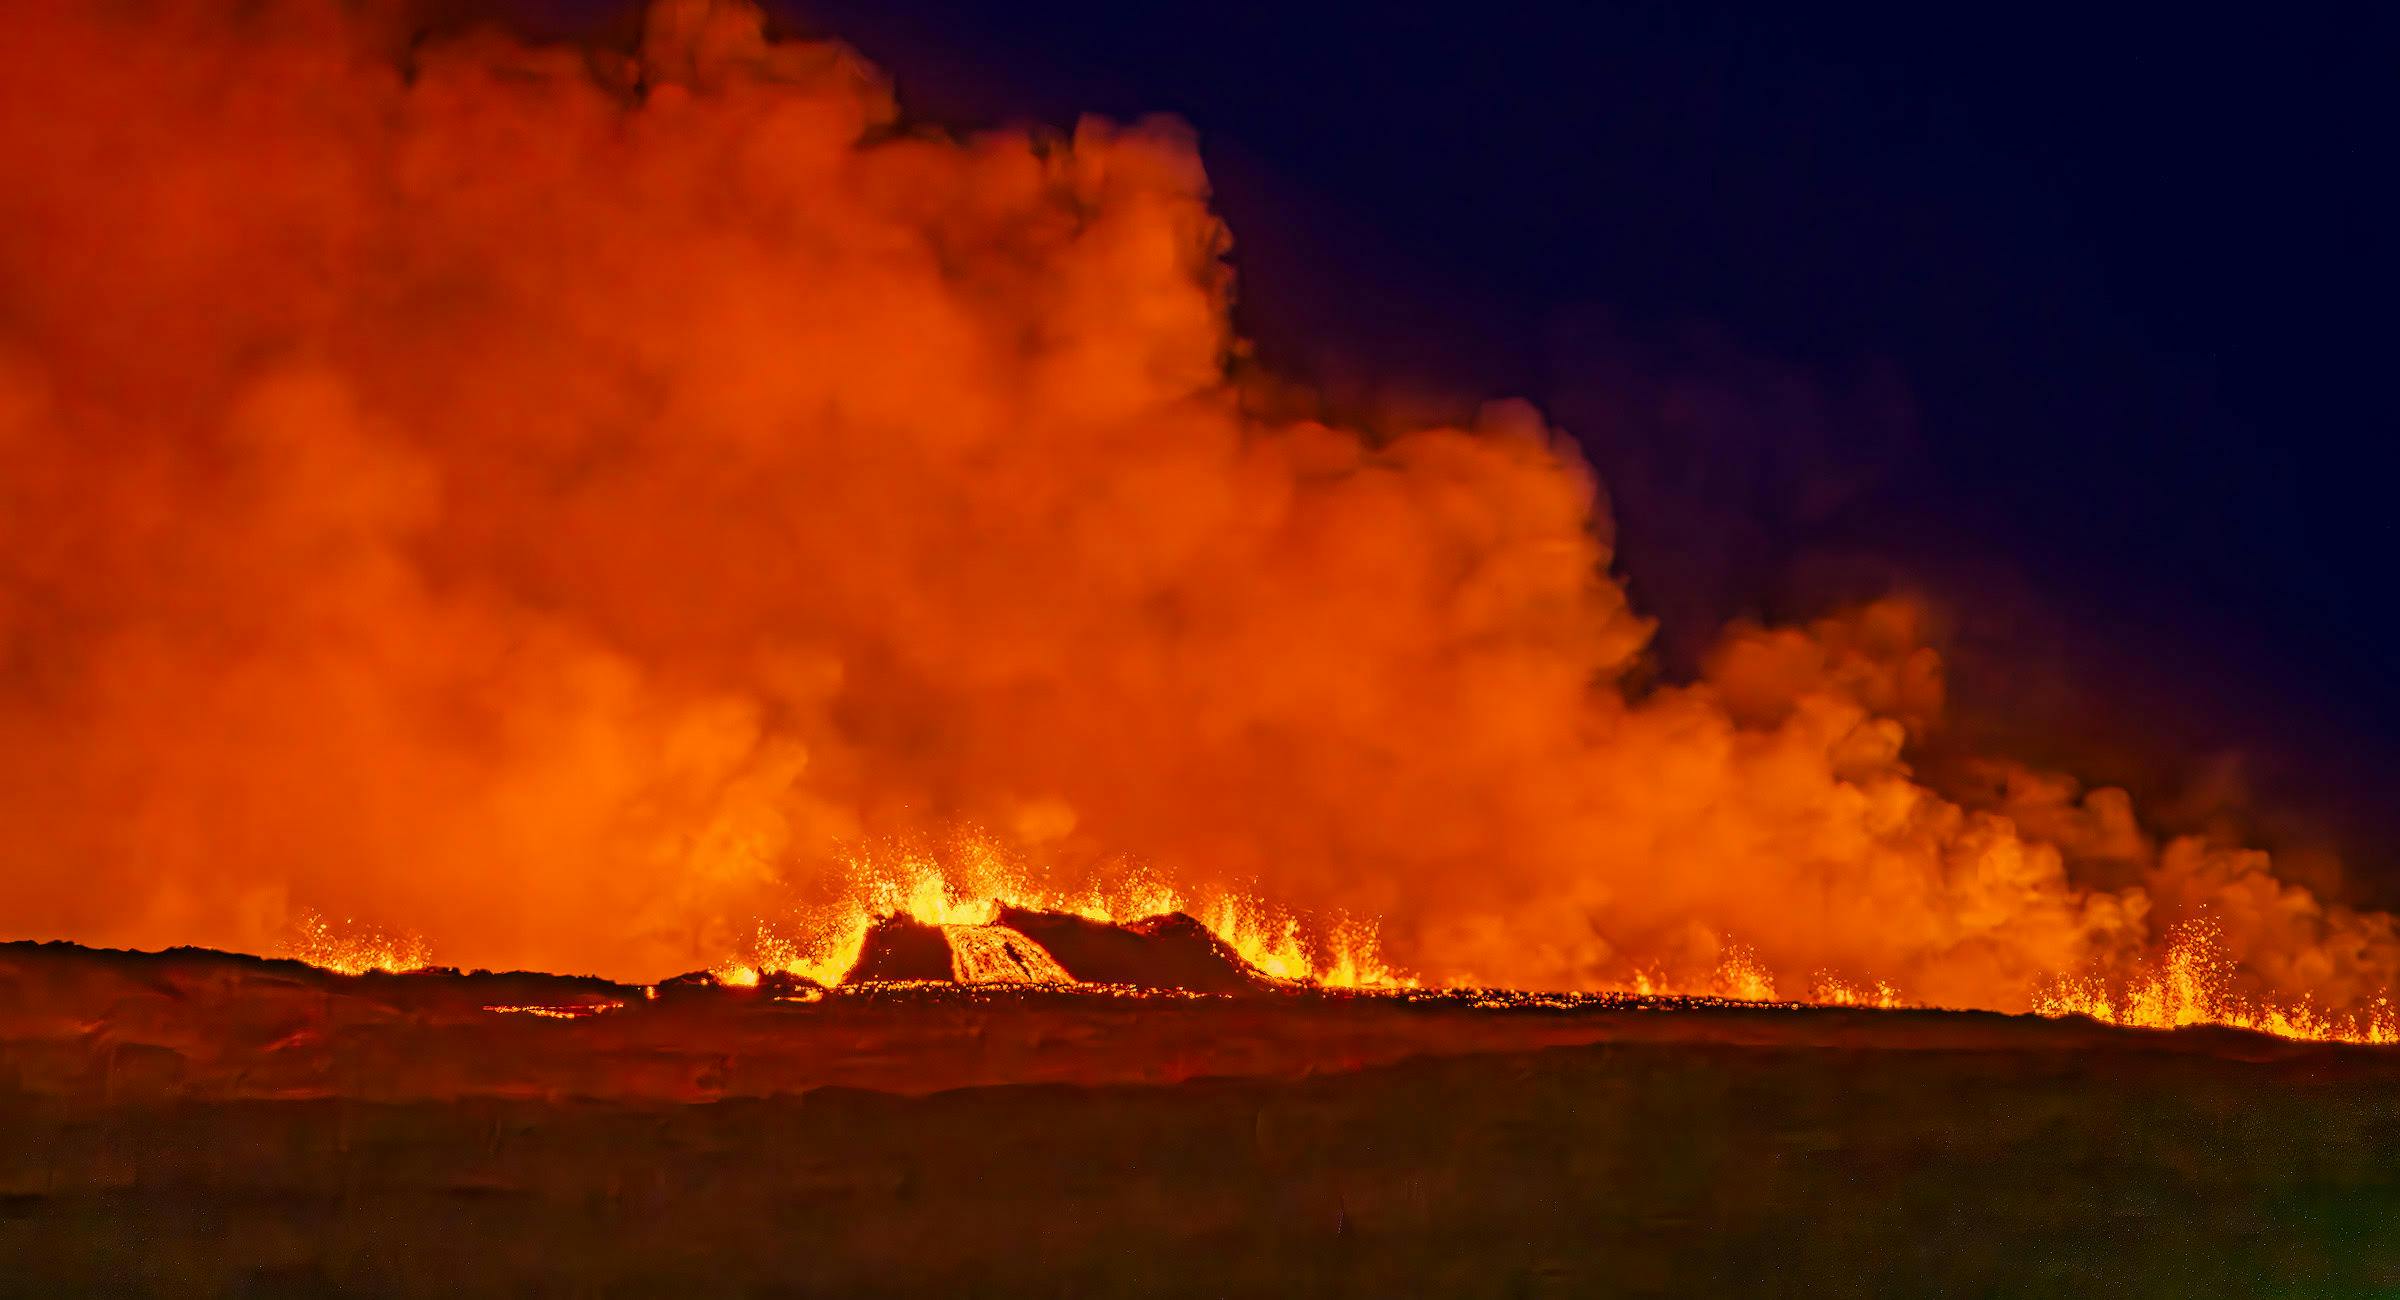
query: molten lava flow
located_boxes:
[939,925,1074,984]
[481,1002,623,1019]
[0,0,2396,1045]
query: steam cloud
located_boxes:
[1,0,2391,1007]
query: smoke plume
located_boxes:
[0,0,2390,1008]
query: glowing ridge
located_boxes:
[274,862,2399,1046]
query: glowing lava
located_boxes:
[2034,920,2400,1045]
[281,911,433,976]
[271,854,2400,1045]
[704,842,1405,992]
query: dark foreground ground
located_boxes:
[3,942,2397,1296]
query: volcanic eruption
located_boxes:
[1,0,2393,1038]
[5,3,2399,1293]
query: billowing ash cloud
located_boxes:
[0,0,2390,1006]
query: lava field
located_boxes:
[5,934,2398,1295]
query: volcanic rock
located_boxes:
[994,907,1267,994]
[755,970,823,998]
[655,969,735,1000]
[652,969,822,1000]
[841,914,958,984]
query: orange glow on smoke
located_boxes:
[0,0,2394,1047]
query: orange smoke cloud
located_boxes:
[0,0,2391,1011]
